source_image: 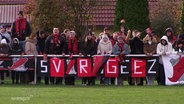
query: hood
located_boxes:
[165,27,174,35]
[160,35,169,43]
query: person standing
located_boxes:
[65,30,78,85]
[126,30,144,85]
[11,38,24,84]
[97,34,113,85]
[0,39,11,84]
[112,36,130,85]
[143,34,157,85]
[11,11,32,51]
[157,36,173,85]
[79,31,97,86]
[25,33,38,84]
[44,28,66,85]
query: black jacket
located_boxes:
[44,34,66,54]
[129,37,144,54]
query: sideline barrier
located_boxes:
[0,54,161,85]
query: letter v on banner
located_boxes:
[50,58,65,77]
[77,58,92,77]
[131,58,146,77]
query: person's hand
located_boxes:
[79,53,83,56]
[62,53,65,56]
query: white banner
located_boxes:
[162,54,184,85]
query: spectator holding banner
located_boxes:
[97,34,113,85]
[64,30,78,85]
[44,28,66,85]
[11,38,24,84]
[143,33,157,85]
[79,31,97,86]
[126,30,144,85]
[11,11,32,52]
[156,35,173,85]
[112,36,130,85]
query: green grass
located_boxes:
[0,83,184,104]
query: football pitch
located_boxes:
[0,84,183,104]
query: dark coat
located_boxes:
[79,40,97,56]
[11,19,32,41]
[129,37,144,54]
[44,34,66,54]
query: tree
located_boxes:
[124,0,150,32]
[24,0,97,39]
[114,0,125,31]
[150,0,182,36]
[181,0,184,33]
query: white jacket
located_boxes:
[97,35,112,55]
[157,36,173,64]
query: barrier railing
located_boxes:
[1,54,159,85]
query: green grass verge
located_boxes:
[0,84,184,104]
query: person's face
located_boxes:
[103,37,108,42]
[70,33,75,39]
[18,14,23,19]
[161,40,167,45]
[166,31,172,36]
[0,28,6,33]
[118,38,124,43]
[39,33,45,38]
[113,33,118,41]
[66,31,70,38]
[104,30,110,34]
[178,43,183,48]
[120,27,125,32]
[87,35,92,40]
[53,28,59,34]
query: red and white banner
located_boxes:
[77,58,92,77]
[50,58,65,77]
[131,58,146,77]
[104,57,119,77]
[162,55,184,85]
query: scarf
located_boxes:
[68,37,78,54]
[117,43,125,61]
[53,34,59,46]
[15,18,26,38]
[117,43,124,52]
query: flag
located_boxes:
[36,56,50,77]
[65,59,77,75]
[162,54,184,85]
[92,55,110,76]
[50,58,65,77]
[131,58,146,77]
[77,58,92,77]
[10,57,28,71]
[104,57,119,77]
